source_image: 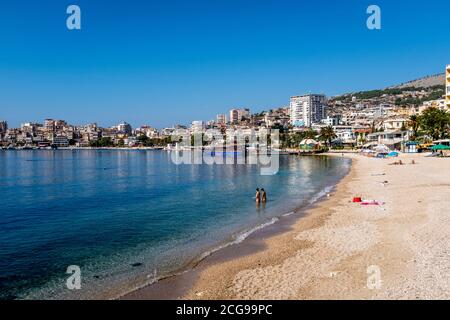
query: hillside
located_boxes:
[390,73,445,89]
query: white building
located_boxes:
[52,136,69,147]
[446,64,450,109]
[229,109,240,123]
[229,108,250,123]
[117,122,132,135]
[0,121,7,131]
[191,121,205,133]
[419,99,446,113]
[379,117,409,131]
[290,94,327,127]
[216,114,227,125]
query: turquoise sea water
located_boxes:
[0,150,351,299]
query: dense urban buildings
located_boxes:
[1,65,449,150]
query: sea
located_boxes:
[0,150,351,299]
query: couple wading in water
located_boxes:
[255,188,267,204]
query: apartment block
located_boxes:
[446,64,450,109]
[290,94,327,127]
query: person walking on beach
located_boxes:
[255,188,261,204]
[261,188,267,203]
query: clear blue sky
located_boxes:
[0,0,449,128]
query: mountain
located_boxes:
[389,73,445,89]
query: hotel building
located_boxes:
[290,94,327,127]
[229,109,240,123]
[191,120,205,133]
[0,121,7,134]
[216,114,227,125]
[446,64,450,109]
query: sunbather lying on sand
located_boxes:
[389,160,404,165]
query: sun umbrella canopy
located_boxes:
[387,152,399,157]
[299,139,318,146]
[430,144,450,150]
[374,144,390,152]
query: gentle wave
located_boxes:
[117,185,337,299]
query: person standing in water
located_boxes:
[261,188,267,203]
[255,188,261,204]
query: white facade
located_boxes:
[229,109,241,123]
[446,65,450,109]
[216,114,227,125]
[229,108,250,123]
[191,121,205,132]
[117,122,132,135]
[290,94,327,127]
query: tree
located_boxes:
[304,129,318,140]
[408,115,420,140]
[90,137,114,147]
[319,126,337,147]
[418,108,450,140]
[137,134,151,146]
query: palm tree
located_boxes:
[319,126,337,147]
[418,108,450,140]
[304,129,318,140]
[408,115,420,140]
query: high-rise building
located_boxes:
[117,122,132,135]
[446,65,450,110]
[229,108,250,123]
[191,120,205,133]
[290,94,327,127]
[216,114,227,125]
[229,109,241,123]
[0,121,7,133]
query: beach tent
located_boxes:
[300,139,318,146]
[430,144,450,151]
[299,139,319,150]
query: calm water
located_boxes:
[0,150,351,299]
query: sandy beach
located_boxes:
[124,153,450,300]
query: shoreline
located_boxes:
[123,152,450,300]
[120,154,353,300]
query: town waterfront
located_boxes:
[0,150,350,299]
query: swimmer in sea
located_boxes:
[261,188,267,203]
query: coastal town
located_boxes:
[1,65,450,153]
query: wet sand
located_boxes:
[123,153,450,300]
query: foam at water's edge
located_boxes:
[308,185,334,205]
[115,184,339,300]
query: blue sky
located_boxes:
[0,0,449,128]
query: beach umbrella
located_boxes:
[300,139,318,146]
[374,144,390,153]
[387,152,399,157]
[430,144,450,151]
